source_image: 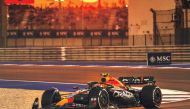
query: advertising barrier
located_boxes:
[147,52,172,65]
[7,30,128,38]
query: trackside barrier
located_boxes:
[0,48,65,61]
[65,45,190,62]
[0,45,190,62]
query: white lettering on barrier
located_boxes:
[56,32,67,36]
[22,32,34,36]
[8,32,17,36]
[157,56,171,62]
[40,32,50,36]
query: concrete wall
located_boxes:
[128,0,175,46]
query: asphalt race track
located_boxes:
[0,63,190,109]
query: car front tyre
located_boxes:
[140,85,162,109]
[41,87,61,108]
[88,87,109,109]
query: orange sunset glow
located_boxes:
[33,0,128,8]
[83,0,98,3]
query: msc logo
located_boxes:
[147,52,172,65]
[156,56,171,62]
[149,56,156,63]
[149,56,171,63]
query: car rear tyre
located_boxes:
[140,85,162,109]
[88,87,109,109]
[41,87,61,108]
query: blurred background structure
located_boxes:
[1,0,190,62]
[0,0,190,47]
[0,0,7,47]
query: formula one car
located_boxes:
[32,73,162,109]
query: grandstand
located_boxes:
[8,4,128,30]
[2,0,128,47]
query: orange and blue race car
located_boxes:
[32,73,162,109]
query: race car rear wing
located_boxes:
[118,76,156,85]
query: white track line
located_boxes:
[19,64,36,66]
[38,65,57,67]
[0,79,86,86]
[162,98,189,101]
[61,65,80,67]
[163,95,190,98]
[1,64,17,66]
[1,64,190,69]
[162,102,169,104]
[84,65,104,67]
[161,89,190,94]
[107,66,127,68]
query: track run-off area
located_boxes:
[0,62,190,109]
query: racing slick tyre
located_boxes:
[88,87,109,109]
[41,87,61,108]
[140,85,162,109]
